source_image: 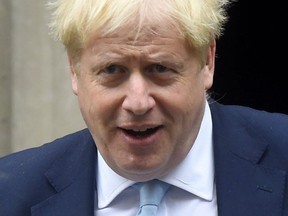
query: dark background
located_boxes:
[211,0,288,114]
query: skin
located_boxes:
[69,16,215,182]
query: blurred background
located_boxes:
[212,1,288,114]
[0,0,85,157]
[0,0,287,157]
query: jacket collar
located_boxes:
[31,129,97,216]
[210,102,286,216]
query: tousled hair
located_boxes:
[48,0,232,60]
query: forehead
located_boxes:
[87,15,184,48]
[82,26,195,71]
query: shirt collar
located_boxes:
[97,101,214,208]
[96,153,135,208]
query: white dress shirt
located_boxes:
[95,101,217,215]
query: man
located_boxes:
[1,0,288,215]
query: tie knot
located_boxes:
[134,179,170,216]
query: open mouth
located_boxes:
[122,126,163,138]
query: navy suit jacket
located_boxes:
[1,102,288,216]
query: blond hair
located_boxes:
[48,0,232,59]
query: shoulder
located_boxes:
[210,101,288,165]
[0,128,91,170]
[0,128,94,214]
[210,101,288,134]
[0,128,92,191]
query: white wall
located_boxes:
[0,0,85,157]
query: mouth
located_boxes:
[121,126,163,138]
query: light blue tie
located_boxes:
[134,179,170,216]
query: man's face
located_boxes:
[69,18,215,181]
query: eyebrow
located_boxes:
[144,53,185,70]
[91,50,185,70]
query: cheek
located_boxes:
[75,81,100,127]
[166,76,206,130]
[169,75,205,106]
[77,92,95,129]
[77,84,121,129]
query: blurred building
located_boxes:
[0,0,85,157]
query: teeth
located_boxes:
[123,126,161,137]
[132,128,149,132]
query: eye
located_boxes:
[96,64,128,87]
[145,63,178,85]
[102,64,125,74]
[149,64,170,73]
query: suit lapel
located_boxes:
[31,129,97,216]
[210,103,286,216]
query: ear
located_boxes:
[68,55,79,96]
[203,39,216,90]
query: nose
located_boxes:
[122,74,156,115]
